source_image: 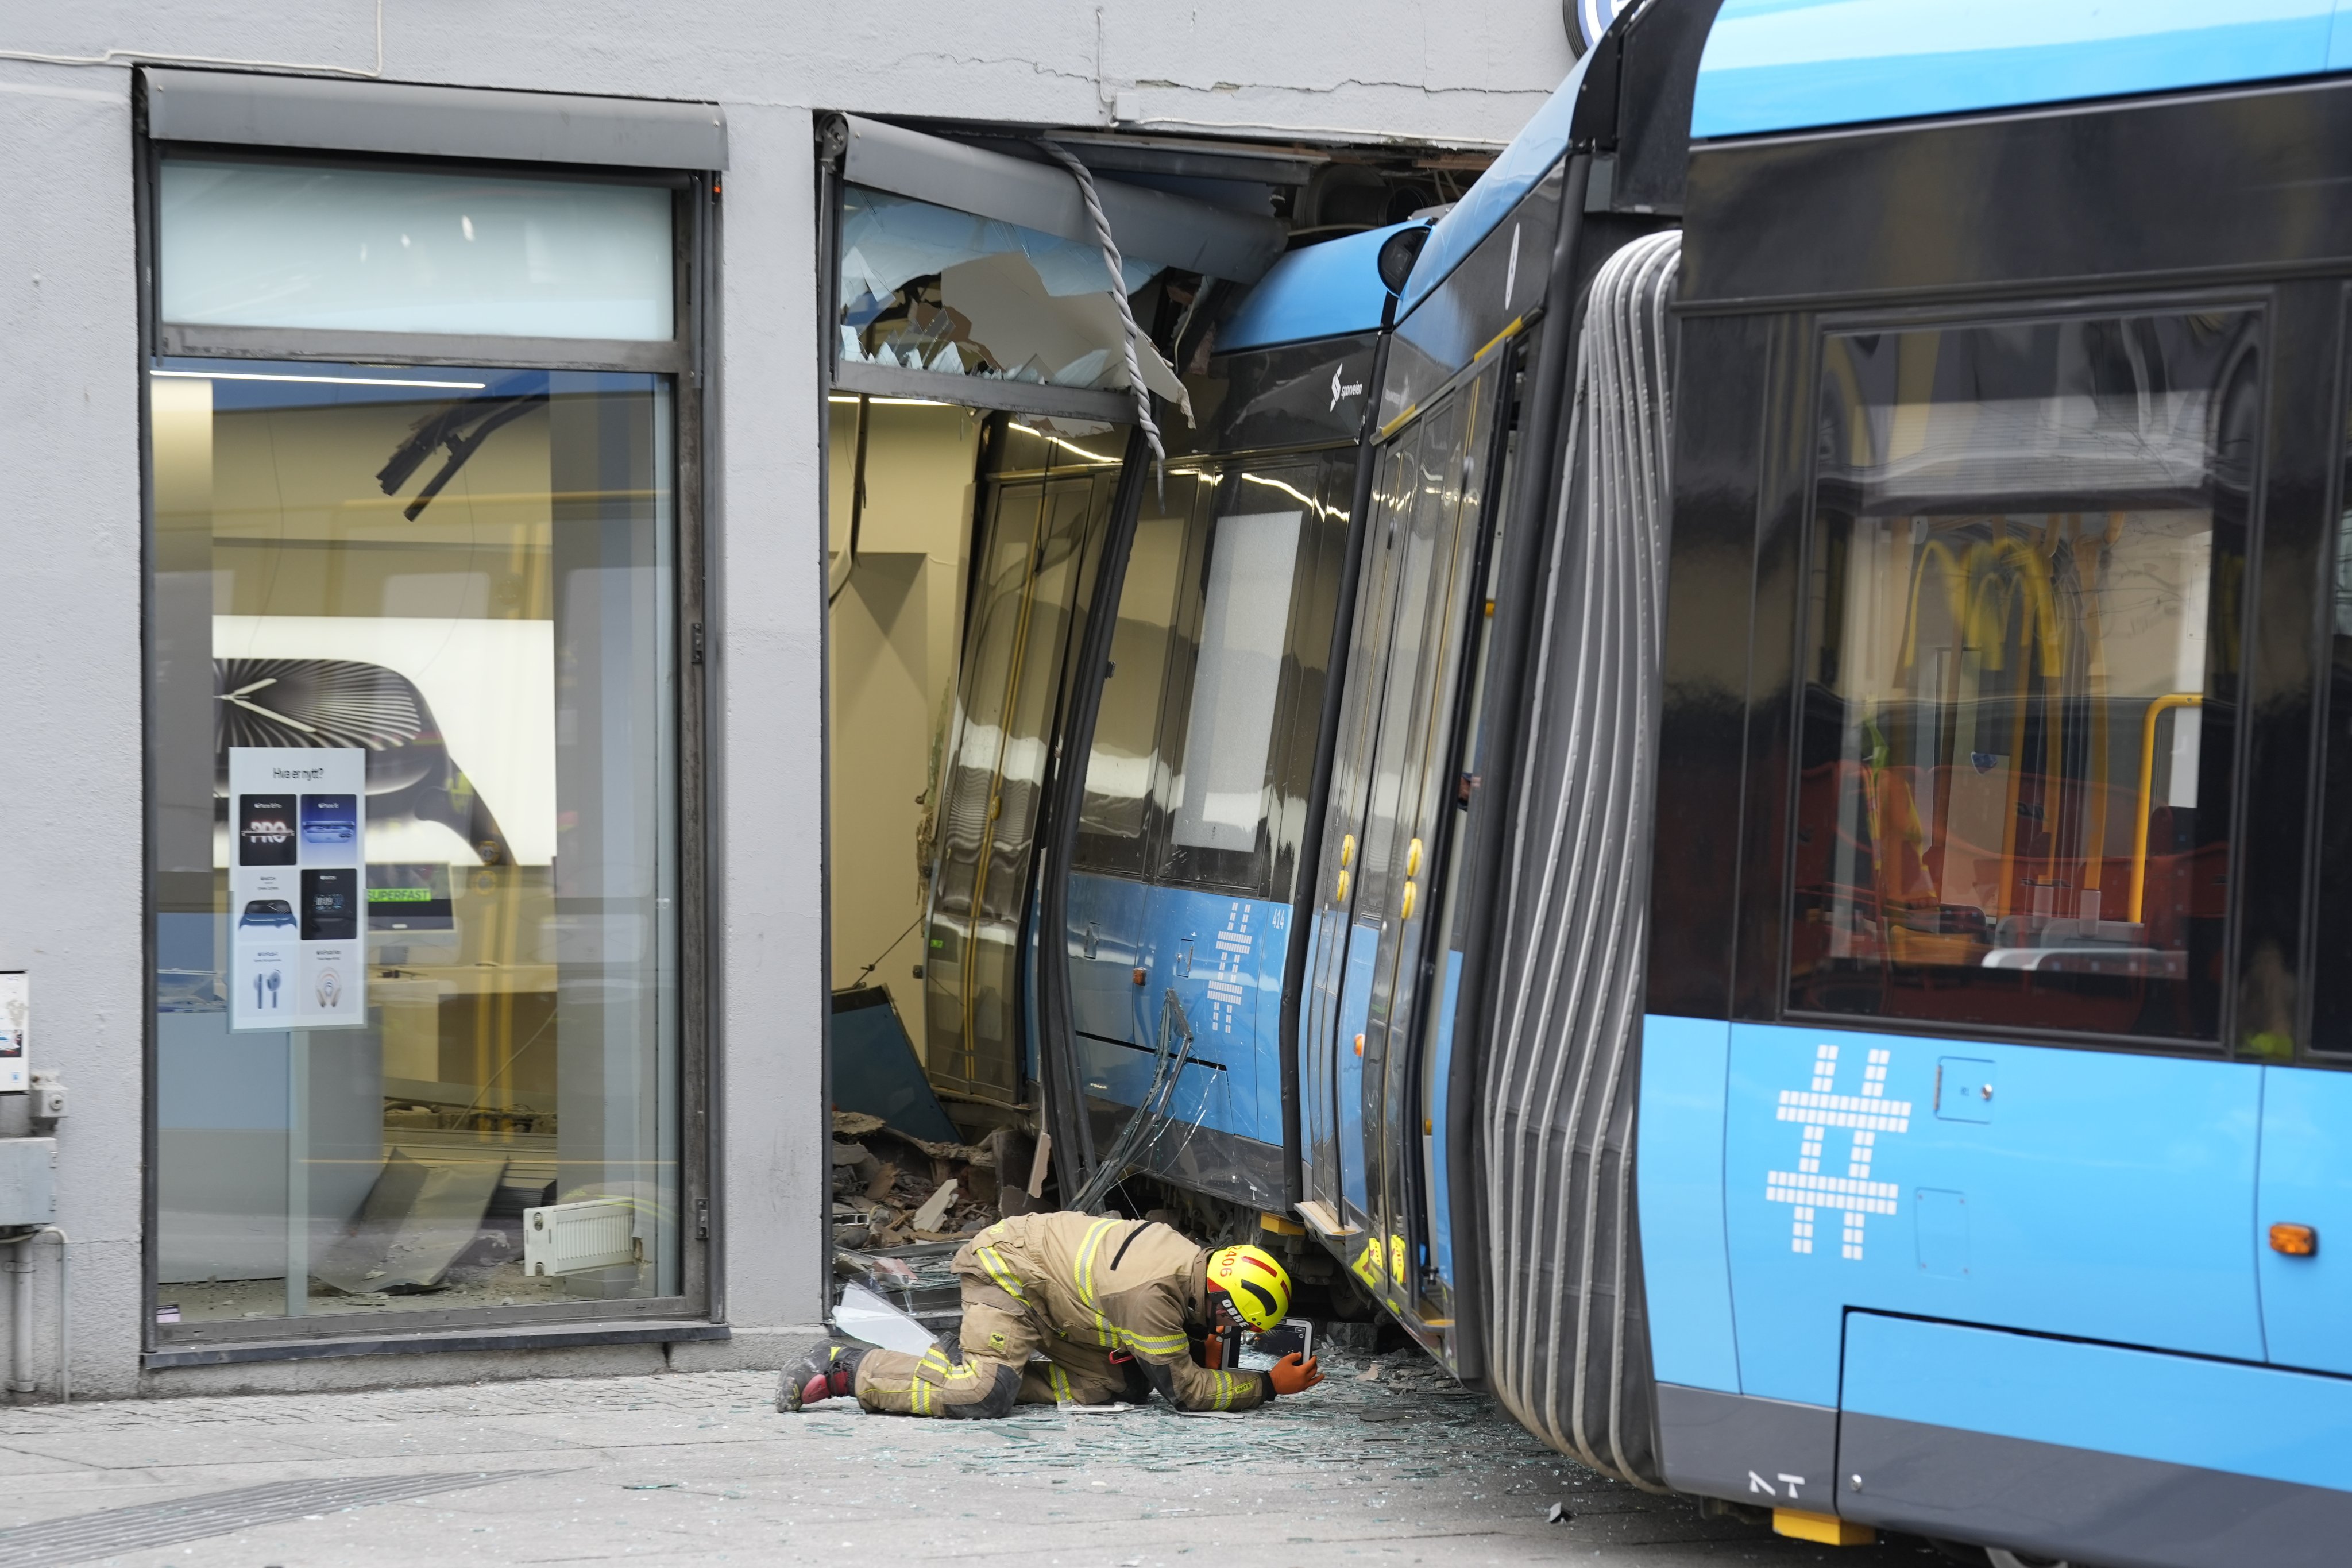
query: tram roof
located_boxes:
[1395,45,1595,321]
[1216,219,1419,353]
[1694,0,2352,140]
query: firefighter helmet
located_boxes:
[1206,1243,1292,1331]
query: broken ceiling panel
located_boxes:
[842,186,1158,304]
[837,186,1188,420]
[937,252,1185,403]
[838,115,1285,284]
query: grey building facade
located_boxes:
[0,3,1569,1399]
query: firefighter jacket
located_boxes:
[966,1212,1272,1412]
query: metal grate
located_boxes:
[0,1470,535,1567]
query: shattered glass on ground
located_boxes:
[0,1359,1946,1566]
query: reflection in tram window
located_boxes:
[1074,510,1188,874]
[923,438,1121,1104]
[1791,310,2256,1040]
[1169,509,1305,853]
[1158,468,1341,899]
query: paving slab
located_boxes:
[0,1358,1956,1567]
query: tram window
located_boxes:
[1789,310,2255,1041]
[1265,458,1355,901]
[1168,508,1304,853]
[2303,352,2352,1054]
[1073,507,1189,875]
[1160,466,1327,894]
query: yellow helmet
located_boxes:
[1206,1243,1292,1331]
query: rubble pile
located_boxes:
[829,1110,1001,1249]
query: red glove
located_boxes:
[1269,1353,1323,1396]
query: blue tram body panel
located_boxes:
[1843,1314,2352,1497]
[1064,871,1288,1150]
[1720,1023,2263,1408]
[1218,222,1415,353]
[1635,1014,1740,1395]
[1397,46,1593,320]
[2256,1065,2352,1378]
[1067,873,1151,1044]
[1695,0,2352,141]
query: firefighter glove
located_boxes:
[1268,1352,1323,1396]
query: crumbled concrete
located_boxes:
[0,1356,1948,1566]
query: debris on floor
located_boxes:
[830,1110,999,1249]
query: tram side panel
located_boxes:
[1641,51,2352,1565]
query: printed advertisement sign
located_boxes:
[229,747,367,1032]
[0,972,23,1093]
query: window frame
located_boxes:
[2296,281,2352,1061]
[135,136,715,1352]
[1776,289,2273,1057]
[1154,458,1337,900]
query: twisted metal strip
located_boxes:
[1039,140,1164,468]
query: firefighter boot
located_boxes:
[780,1343,867,1412]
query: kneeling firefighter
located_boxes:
[786,1212,1324,1417]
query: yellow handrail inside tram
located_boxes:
[2129,693,2204,924]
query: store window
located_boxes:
[1790,308,2255,1041]
[159,160,675,340]
[148,152,692,1337]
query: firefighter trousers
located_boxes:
[851,1279,1137,1418]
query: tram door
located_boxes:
[1303,436,1420,1229]
[1066,457,1350,1210]
[1303,367,1497,1323]
[924,469,1110,1104]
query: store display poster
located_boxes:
[230,747,366,1032]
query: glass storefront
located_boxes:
[148,153,692,1337]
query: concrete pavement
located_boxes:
[0,1351,1951,1566]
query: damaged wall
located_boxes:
[0,0,1575,1396]
[7,3,1575,150]
[827,399,983,1049]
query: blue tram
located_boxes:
[945,2,2352,1562]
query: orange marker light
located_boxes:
[2270,1223,2318,1257]
[1354,1033,1365,1057]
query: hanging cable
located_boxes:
[844,911,925,991]
[1038,141,1164,473]
[827,392,872,607]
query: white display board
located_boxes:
[228,747,368,1032]
[0,972,24,1092]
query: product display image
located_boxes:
[237,795,299,865]
[300,869,358,941]
[228,747,368,1030]
[300,793,359,859]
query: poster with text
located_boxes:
[0,972,24,1092]
[229,747,367,1032]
